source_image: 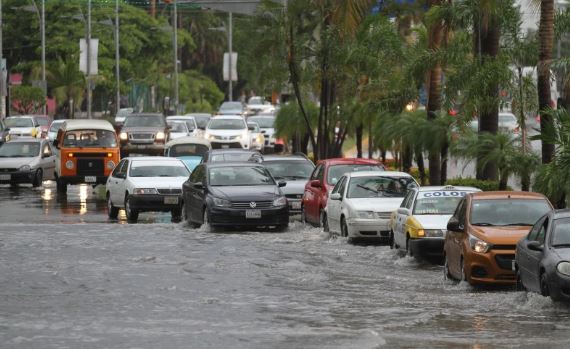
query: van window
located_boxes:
[63,130,117,148]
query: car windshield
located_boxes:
[210,152,261,163]
[129,162,189,177]
[5,118,33,127]
[62,130,117,148]
[124,115,165,127]
[207,119,246,130]
[167,121,188,133]
[552,218,570,247]
[220,102,243,111]
[347,176,417,198]
[169,144,209,157]
[327,164,383,185]
[470,199,551,226]
[36,118,49,126]
[264,160,314,180]
[413,192,469,215]
[248,117,274,128]
[192,115,210,128]
[209,166,275,186]
[0,142,40,157]
[49,122,64,132]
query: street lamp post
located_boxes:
[173,0,179,114]
[228,12,233,102]
[0,0,4,119]
[115,0,120,116]
[86,0,92,119]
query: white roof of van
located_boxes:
[63,119,115,132]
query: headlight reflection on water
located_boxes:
[79,184,88,215]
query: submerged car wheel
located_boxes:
[389,231,395,249]
[340,217,348,238]
[406,237,413,257]
[107,193,119,219]
[320,209,329,232]
[460,258,468,283]
[32,169,43,187]
[540,272,549,297]
[125,195,139,222]
[443,254,453,281]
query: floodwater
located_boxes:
[1,182,570,348]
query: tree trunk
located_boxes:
[356,124,363,158]
[440,140,449,184]
[402,143,412,173]
[368,118,373,159]
[498,171,508,190]
[521,171,530,192]
[538,0,555,164]
[416,151,427,185]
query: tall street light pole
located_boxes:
[41,0,46,115]
[173,0,179,114]
[228,11,233,101]
[86,0,92,119]
[0,0,4,119]
[115,0,120,116]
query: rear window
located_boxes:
[169,144,209,158]
[470,199,551,226]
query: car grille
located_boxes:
[73,152,109,158]
[77,159,104,176]
[495,254,515,270]
[285,194,303,199]
[157,188,182,195]
[492,245,516,250]
[0,168,17,173]
[130,133,154,140]
[375,212,392,219]
[231,201,273,209]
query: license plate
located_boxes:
[292,201,302,210]
[164,196,179,205]
[246,209,261,219]
[85,176,96,183]
[221,144,230,149]
[0,174,10,181]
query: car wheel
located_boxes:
[56,177,67,193]
[32,169,43,187]
[320,209,329,232]
[460,258,468,283]
[125,195,139,222]
[389,231,395,249]
[301,206,307,225]
[406,237,413,257]
[107,193,119,219]
[443,254,454,281]
[540,272,549,297]
[171,207,182,222]
[340,217,348,238]
[202,208,211,230]
[516,269,526,291]
[180,201,188,222]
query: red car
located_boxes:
[302,158,384,229]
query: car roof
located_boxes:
[470,191,548,200]
[185,113,211,117]
[211,115,244,120]
[263,155,311,162]
[209,148,259,154]
[63,119,115,132]
[204,161,266,169]
[127,113,163,117]
[318,158,381,166]
[346,170,410,178]
[124,156,183,163]
[552,209,570,220]
[418,185,481,192]
[167,115,195,120]
[165,136,211,148]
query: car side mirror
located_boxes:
[527,240,544,252]
[447,217,464,232]
[330,193,342,201]
[261,130,266,134]
[278,181,286,187]
[52,139,59,149]
[4,127,10,132]
[194,182,204,190]
[310,179,321,188]
[397,207,410,216]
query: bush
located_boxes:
[445,177,511,191]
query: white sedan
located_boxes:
[105,156,190,222]
[326,171,418,242]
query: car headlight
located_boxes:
[156,132,165,140]
[557,262,570,276]
[205,133,214,140]
[119,132,128,140]
[65,160,74,170]
[235,135,242,141]
[273,196,287,207]
[469,233,492,253]
[256,135,263,143]
[358,211,375,219]
[19,165,31,172]
[107,160,116,170]
[212,197,231,208]
[134,188,158,195]
[420,229,445,238]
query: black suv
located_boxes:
[119,113,170,156]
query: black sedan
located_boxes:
[182,162,289,230]
[516,209,570,301]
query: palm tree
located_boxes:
[48,56,85,119]
[538,0,555,164]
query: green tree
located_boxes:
[48,56,85,119]
[10,86,46,115]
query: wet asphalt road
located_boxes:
[1,182,570,348]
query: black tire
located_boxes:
[340,217,348,238]
[406,237,413,257]
[443,254,454,281]
[56,177,67,193]
[301,206,307,225]
[320,209,329,232]
[389,231,395,249]
[32,169,43,187]
[540,272,549,297]
[180,201,188,222]
[125,195,139,222]
[171,208,182,222]
[107,193,119,219]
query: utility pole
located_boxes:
[228,12,233,101]
[115,0,120,115]
[86,0,92,119]
[173,0,179,114]
[0,0,4,119]
[41,0,46,115]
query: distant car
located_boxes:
[35,115,51,138]
[247,121,265,151]
[302,158,384,229]
[166,120,192,140]
[47,119,67,142]
[186,113,211,131]
[263,154,315,216]
[164,137,211,172]
[218,101,245,116]
[166,115,202,138]
[444,191,553,285]
[499,112,519,134]
[119,113,170,156]
[247,115,276,153]
[182,162,289,230]
[114,107,134,128]
[4,116,40,138]
[205,149,263,163]
[106,156,190,222]
[391,186,481,258]
[0,138,55,187]
[516,209,570,302]
[326,171,418,243]
[204,115,250,149]
[0,119,9,145]
[246,96,275,116]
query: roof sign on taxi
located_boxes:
[419,191,468,198]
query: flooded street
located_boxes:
[1,183,570,348]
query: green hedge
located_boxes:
[445,177,511,191]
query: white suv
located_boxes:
[204,115,250,149]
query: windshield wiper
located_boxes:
[357,184,379,193]
[501,223,533,226]
[553,243,570,248]
[472,222,494,226]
